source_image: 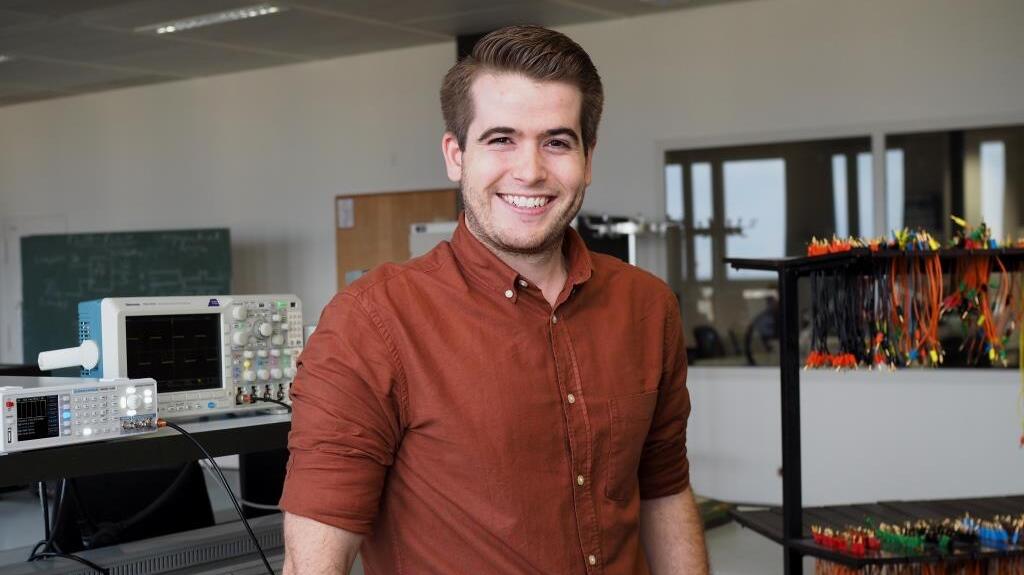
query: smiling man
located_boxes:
[280,25,707,574]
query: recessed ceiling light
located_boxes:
[135,3,285,35]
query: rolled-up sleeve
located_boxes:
[637,293,691,499]
[279,292,406,534]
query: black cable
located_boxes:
[161,420,275,575]
[29,479,108,573]
[38,481,51,541]
[28,479,66,559]
[252,397,292,413]
[43,479,68,553]
[30,552,109,574]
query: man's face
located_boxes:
[442,72,592,256]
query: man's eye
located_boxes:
[489,137,512,145]
[547,139,570,149]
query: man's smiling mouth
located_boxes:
[498,194,552,209]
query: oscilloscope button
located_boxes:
[257,322,273,337]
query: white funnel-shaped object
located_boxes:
[38,340,100,371]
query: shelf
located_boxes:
[726,247,1024,276]
[732,495,1024,568]
[0,411,290,488]
[720,248,1024,574]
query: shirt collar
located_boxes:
[450,213,594,301]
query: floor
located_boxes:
[0,478,813,574]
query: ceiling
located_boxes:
[0,0,739,108]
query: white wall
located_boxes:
[688,367,1024,506]
[2,0,1023,363]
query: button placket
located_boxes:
[550,307,603,573]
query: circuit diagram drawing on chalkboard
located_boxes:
[20,229,231,369]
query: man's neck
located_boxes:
[470,228,568,308]
[495,245,567,309]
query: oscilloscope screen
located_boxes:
[125,313,222,394]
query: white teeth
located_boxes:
[502,195,550,208]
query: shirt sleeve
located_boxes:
[637,292,691,499]
[278,292,406,534]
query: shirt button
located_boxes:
[588,554,597,566]
[576,474,585,486]
[504,289,514,299]
[518,279,528,287]
[567,393,576,404]
[551,315,558,324]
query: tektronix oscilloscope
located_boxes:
[70,295,303,418]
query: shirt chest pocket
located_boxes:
[605,389,659,501]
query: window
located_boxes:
[980,141,1006,240]
[886,149,905,232]
[885,125,1022,244]
[857,152,874,237]
[832,155,849,238]
[723,159,785,280]
[692,162,713,282]
[665,163,684,222]
[665,136,871,366]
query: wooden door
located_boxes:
[335,189,458,289]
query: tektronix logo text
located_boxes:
[208,299,220,307]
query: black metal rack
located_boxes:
[724,248,1024,574]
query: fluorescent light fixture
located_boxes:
[0,55,12,64]
[135,3,284,35]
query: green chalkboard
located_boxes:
[21,228,231,367]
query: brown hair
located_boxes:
[440,25,604,155]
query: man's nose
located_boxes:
[511,146,546,185]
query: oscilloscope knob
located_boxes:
[257,322,273,338]
[243,370,256,382]
[232,306,248,321]
[270,368,283,380]
[126,394,140,410]
[257,369,270,381]
[232,330,250,346]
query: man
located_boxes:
[280,25,708,574]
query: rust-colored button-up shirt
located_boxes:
[280,217,691,574]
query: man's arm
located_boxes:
[639,486,709,575]
[279,294,405,572]
[284,512,363,575]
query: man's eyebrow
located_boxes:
[544,128,580,143]
[477,127,517,142]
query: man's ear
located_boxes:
[442,132,463,182]
[584,144,595,187]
